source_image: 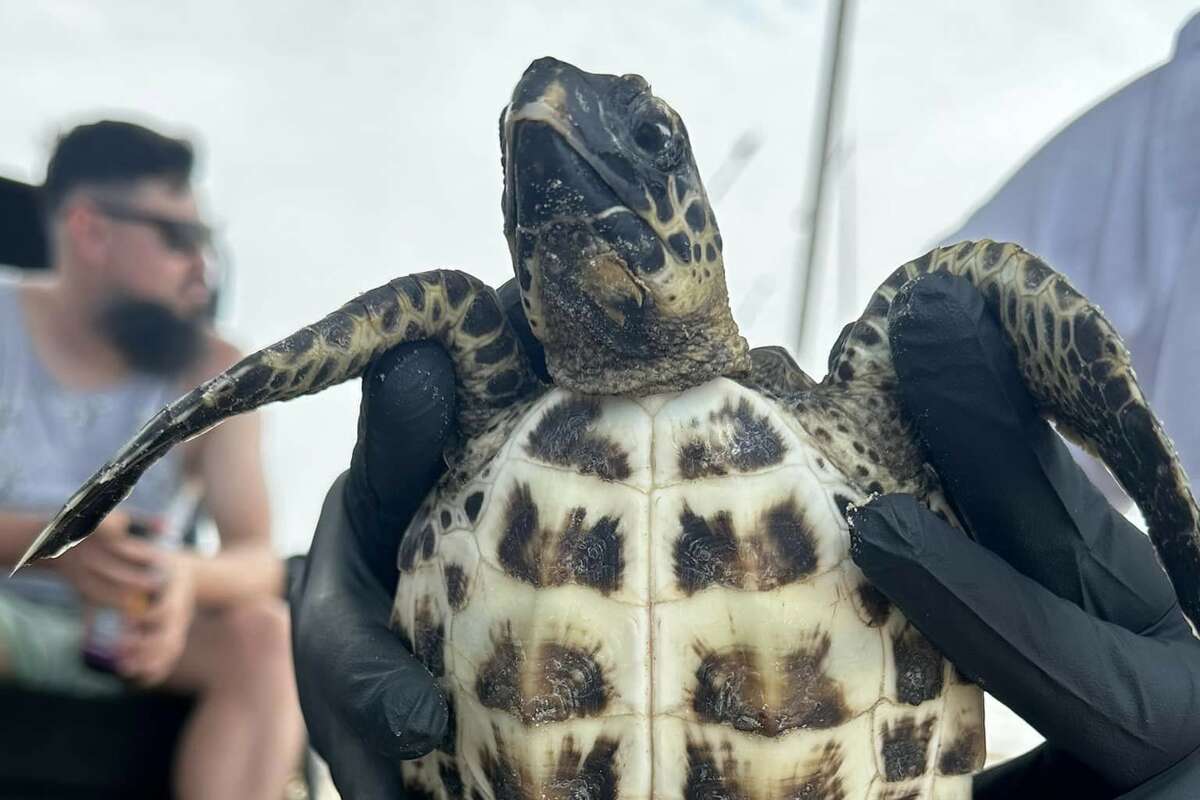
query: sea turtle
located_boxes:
[18,57,1200,800]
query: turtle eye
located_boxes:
[630,103,682,170]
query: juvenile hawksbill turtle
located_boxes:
[19,57,1200,799]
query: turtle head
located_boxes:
[500,57,750,396]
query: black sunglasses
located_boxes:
[94,200,214,254]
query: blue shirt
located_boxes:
[944,12,1200,497]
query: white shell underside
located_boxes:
[393,378,983,800]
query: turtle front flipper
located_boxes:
[15,270,540,568]
[827,240,1200,627]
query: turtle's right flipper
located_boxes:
[829,240,1200,628]
[15,270,539,569]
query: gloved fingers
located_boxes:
[850,493,1200,790]
[293,474,449,773]
[496,278,549,382]
[887,272,1178,635]
[346,340,457,591]
[973,743,1117,799]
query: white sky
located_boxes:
[2,0,1196,759]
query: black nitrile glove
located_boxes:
[849,273,1200,799]
[290,279,545,798]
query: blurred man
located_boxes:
[0,121,304,800]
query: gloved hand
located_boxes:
[289,279,546,798]
[849,273,1200,799]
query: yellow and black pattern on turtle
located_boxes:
[392,379,981,800]
[17,269,541,563]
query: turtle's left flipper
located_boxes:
[828,240,1200,628]
[15,270,539,569]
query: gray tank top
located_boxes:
[0,273,186,607]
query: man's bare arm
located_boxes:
[178,338,281,608]
[0,513,56,567]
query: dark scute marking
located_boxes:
[525,398,631,481]
[269,371,290,390]
[309,359,335,387]
[982,241,1005,269]
[547,737,620,800]
[675,505,741,594]
[678,399,787,479]
[479,732,528,800]
[431,301,442,322]
[857,582,892,626]
[1024,306,1038,344]
[1023,257,1052,290]
[401,780,440,800]
[642,240,666,273]
[706,243,717,261]
[518,259,534,291]
[714,232,723,251]
[439,691,458,756]
[649,180,674,223]
[237,364,274,395]
[440,509,452,529]
[283,328,315,360]
[488,369,523,396]
[462,294,504,337]
[675,175,691,203]
[552,509,625,594]
[1073,312,1105,361]
[529,642,609,723]
[498,484,541,585]
[866,293,890,317]
[853,324,882,346]
[939,727,983,775]
[867,480,885,496]
[319,313,356,349]
[783,741,846,800]
[475,335,515,365]
[911,252,933,274]
[380,303,401,332]
[833,494,854,520]
[442,271,471,308]
[760,498,818,587]
[1004,294,1018,328]
[412,600,445,677]
[882,716,935,781]
[441,760,465,799]
[464,491,484,523]
[476,626,610,724]
[693,633,849,736]
[1103,375,1132,411]
[404,320,423,341]
[684,741,745,800]
[894,624,945,704]
[836,361,855,382]
[444,563,469,610]
[669,232,693,263]
[400,279,426,309]
[678,440,726,479]
[498,483,626,593]
[685,201,707,232]
[397,520,434,572]
[476,628,523,717]
[693,242,703,262]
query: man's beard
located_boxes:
[97,298,206,378]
